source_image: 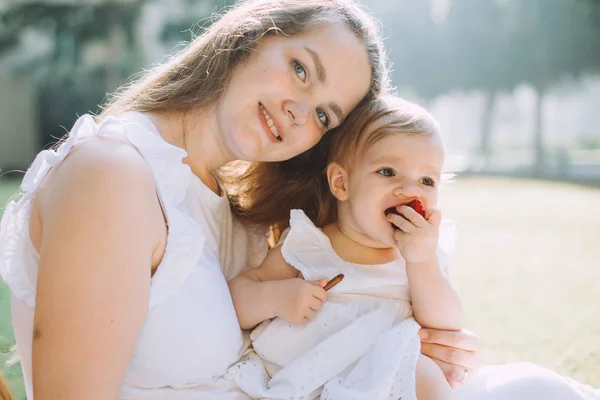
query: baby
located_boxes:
[228,96,462,400]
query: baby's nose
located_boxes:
[393,181,420,197]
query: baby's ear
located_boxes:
[326,162,349,201]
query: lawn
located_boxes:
[0,179,25,399]
[440,177,600,387]
[0,176,599,398]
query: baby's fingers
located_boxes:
[308,278,327,288]
[425,209,442,227]
[303,308,317,323]
[394,228,408,243]
[397,205,427,227]
[309,297,324,312]
[311,285,328,302]
[387,213,416,233]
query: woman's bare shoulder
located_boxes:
[38,137,156,211]
[33,136,165,251]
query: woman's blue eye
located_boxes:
[317,108,330,127]
[293,61,306,81]
[420,177,435,186]
[376,168,394,177]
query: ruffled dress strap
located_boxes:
[0,114,132,307]
[0,197,35,307]
[0,112,207,309]
[280,209,345,282]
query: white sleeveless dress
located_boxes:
[0,112,267,399]
[226,209,456,400]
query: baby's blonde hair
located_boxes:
[329,95,440,168]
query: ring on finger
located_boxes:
[458,367,469,383]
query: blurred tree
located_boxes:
[378,0,512,164]
[439,0,515,165]
[0,1,148,147]
[378,0,451,102]
[502,0,600,176]
[0,1,145,65]
[161,0,236,43]
[0,0,229,149]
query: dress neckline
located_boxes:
[123,111,227,205]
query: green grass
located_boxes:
[0,179,25,399]
[0,177,598,399]
[440,177,600,386]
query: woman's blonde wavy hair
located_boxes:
[0,374,13,400]
[98,0,390,236]
[99,0,389,119]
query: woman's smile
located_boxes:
[259,102,282,142]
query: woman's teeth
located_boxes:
[260,104,280,139]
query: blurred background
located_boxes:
[0,0,599,398]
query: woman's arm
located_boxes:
[419,328,484,388]
[32,139,164,400]
[228,246,327,329]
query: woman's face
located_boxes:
[216,23,372,162]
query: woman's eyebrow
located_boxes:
[304,46,327,84]
[304,46,345,123]
[329,103,344,124]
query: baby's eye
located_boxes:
[376,168,394,177]
[293,60,307,81]
[419,177,436,187]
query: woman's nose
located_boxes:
[284,100,309,127]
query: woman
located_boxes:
[0,0,385,398]
[0,1,596,399]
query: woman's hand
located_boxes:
[419,328,484,389]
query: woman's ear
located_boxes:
[327,162,349,201]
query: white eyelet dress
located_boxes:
[0,112,267,399]
[226,209,456,400]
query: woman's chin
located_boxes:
[237,143,266,162]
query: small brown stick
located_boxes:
[323,274,345,291]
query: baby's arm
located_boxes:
[388,206,463,331]
[228,246,328,329]
[406,255,463,331]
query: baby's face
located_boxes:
[342,130,445,248]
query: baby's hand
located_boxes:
[273,278,328,325]
[387,204,441,264]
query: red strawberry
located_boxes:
[408,199,426,218]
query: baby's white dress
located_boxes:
[227,209,456,400]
